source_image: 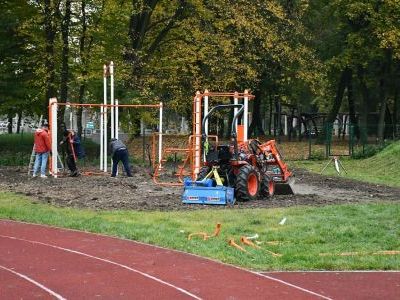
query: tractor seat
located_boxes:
[205,145,232,163]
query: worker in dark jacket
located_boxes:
[59,123,80,177]
[109,138,133,177]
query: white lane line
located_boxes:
[254,272,333,300]
[0,264,66,300]
[0,235,201,300]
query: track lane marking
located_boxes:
[0,221,345,299]
[0,265,66,300]
[0,235,201,300]
[254,272,333,300]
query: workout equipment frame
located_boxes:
[48,98,163,178]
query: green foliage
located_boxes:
[0,191,399,270]
[0,0,38,117]
[352,143,390,159]
[0,134,34,153]
[1,0,399,139]
[308,149,326,160]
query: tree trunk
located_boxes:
[385,105,394,139]
[77,0,87,139]
[342,115,348,140]
[393,63,400,138]
[288,108,295,141]
[357,67,370,143]
[377,77,387,142]
[16,111,22,134]
[7,113,13,134]
[268,95,273,135]
[297,105,302,141]
[127,0,187,84]
[60,0,71,105]
[218,117,224,138]
[248,89,265,137]
[347,69,359,140]
[43,0,58,120]
[274,97,282,137]
[322,67,352,142]
[394,85,399,138]
[377,50,392,142]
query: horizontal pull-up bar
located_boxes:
[199,92,255,99]
[50,103,162,108]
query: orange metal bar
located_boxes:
[201,92,255,99]
[192,94,202,179]
[152,133,156,169]
[176,153,191,183]
[52,103,161,108]
[152,146,192,186]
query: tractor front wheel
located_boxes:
[235,165,260,201]
[260,175,275,198]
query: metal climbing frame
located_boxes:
[152,90,254,186]
[48,98,163,178]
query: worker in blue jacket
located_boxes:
[109,138,133,177]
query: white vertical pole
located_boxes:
[194,91,201,176]
[234,91,239,130]
[104,107,108,172]
[203,89,209,161]
[100,105,104,171]
[103,65,108,172]
[115,99,119,140]
[284,114,288,136]
[69,110,73,130]
[50,98,58,178]
[244,89,249,141]
[204,89,209,136]
[110,61,114,139]
[158,102,163,164]
[140,119,144,136]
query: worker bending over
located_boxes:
[109,138,133,177]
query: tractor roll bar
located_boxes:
[201,104,244,158]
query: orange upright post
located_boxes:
[237,125,244,143]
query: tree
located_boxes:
[0,0,37,131]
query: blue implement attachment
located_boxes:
[182,178,235,205]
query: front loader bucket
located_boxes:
[274,177,295,195]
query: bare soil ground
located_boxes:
[0,166,399,211]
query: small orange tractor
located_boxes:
[182,104,295,205]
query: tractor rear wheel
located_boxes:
[235,165,260,201]
[260,175,275,198]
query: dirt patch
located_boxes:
[0,166,399,211]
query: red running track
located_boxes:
[261,271,400,300]
[0,220,398,299]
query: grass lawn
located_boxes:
[1,191,399,271]
[291,141,400,188]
